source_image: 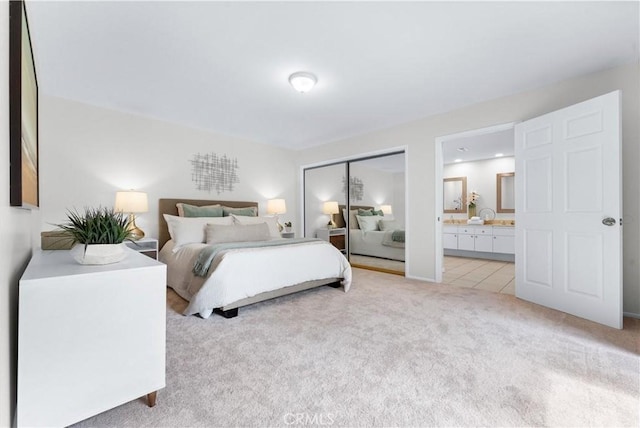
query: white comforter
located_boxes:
[160,239,352,318]
[349,229,405,261]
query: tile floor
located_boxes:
[443,256,515,295]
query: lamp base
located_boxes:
[128,214,145,240]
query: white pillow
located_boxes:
[206,223,270,244]
[163,214,233,248]
[378,219,399,231]
[356,215,383,232]
[230,214,281,239]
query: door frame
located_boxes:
[434,122,517,283]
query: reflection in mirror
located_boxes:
[497,172,515,213]
[348,153,405,275]
[443,177,467,213]
[304,164,347,239]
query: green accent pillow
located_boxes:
[358,208,384,216]
[181,204,223,217]
[222,206,258,217]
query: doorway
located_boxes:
[435,122,516,284]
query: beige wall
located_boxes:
[0,6,37,426]
[297,63,640,315]
[39,96,299,239]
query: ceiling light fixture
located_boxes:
[495,153,504,157]
[457,147,469,152]
[288,71,317,93]
[454,159,462,163]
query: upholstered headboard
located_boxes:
[335,204,374,229]
[158,199,259,248]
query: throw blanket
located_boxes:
[391,230,405,243]
[193,238,320,277]
[382,230,405,248]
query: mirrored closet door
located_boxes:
[303,152,405,275]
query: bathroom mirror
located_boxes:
[497,172,515,213]
[443,177,467,213]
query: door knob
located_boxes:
[602,217,616,226]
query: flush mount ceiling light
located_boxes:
[288,71,317,93]
[495,153,504,157]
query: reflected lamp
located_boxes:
[323,201,339,229]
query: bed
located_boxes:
[338,204,405,262]
[158,199,352,319]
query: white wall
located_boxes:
[296,63,640,315]
[39,96,299,238]
[0,6,38,426]
[444,156,516,221]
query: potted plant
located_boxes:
[57,207,134,265]
[283,221,293,233]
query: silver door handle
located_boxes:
[602,217,616,226]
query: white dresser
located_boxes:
[443,224,515,260]
[17,249,167,427]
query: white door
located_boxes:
[515,91,622,329]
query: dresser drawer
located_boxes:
[459,226,492,235]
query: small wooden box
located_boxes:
[40,230,74,250]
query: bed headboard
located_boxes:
[158,199,259,248]
[336,204,374,229]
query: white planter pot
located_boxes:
[70,243,127,265]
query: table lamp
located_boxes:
[267,198,286,231]
[380,205,393,216]
[115,190,148,240]
[323,201,339,229]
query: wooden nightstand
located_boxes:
[125,237,159,260]
[316,228,346,253]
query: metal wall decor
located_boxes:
[343,175,364,201]
[190,153,239,194]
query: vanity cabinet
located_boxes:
[443,226,458,250]
[492,226,515,254]
[443,224,514,257]
[458,226,493,252]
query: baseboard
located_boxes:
[405,274,436,283]
[623,311,640,319]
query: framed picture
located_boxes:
[9,0,39,208]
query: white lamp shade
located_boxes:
[289,72,317,93]
[380,205,393,215]
[267,199,286,215]
[322,201,339,215]
[115,191,148,213]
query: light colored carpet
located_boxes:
[73,269,640,427]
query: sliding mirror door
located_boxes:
[348,153,405,274]
[304,163,347,255]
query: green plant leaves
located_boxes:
[57,207,133,245]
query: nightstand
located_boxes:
[125,237,159,260]
[316,228,346,253]
[281,231,295,239]
[17,249,166,427]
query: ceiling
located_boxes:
[443,128,514,164]
[26,1,639,150]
